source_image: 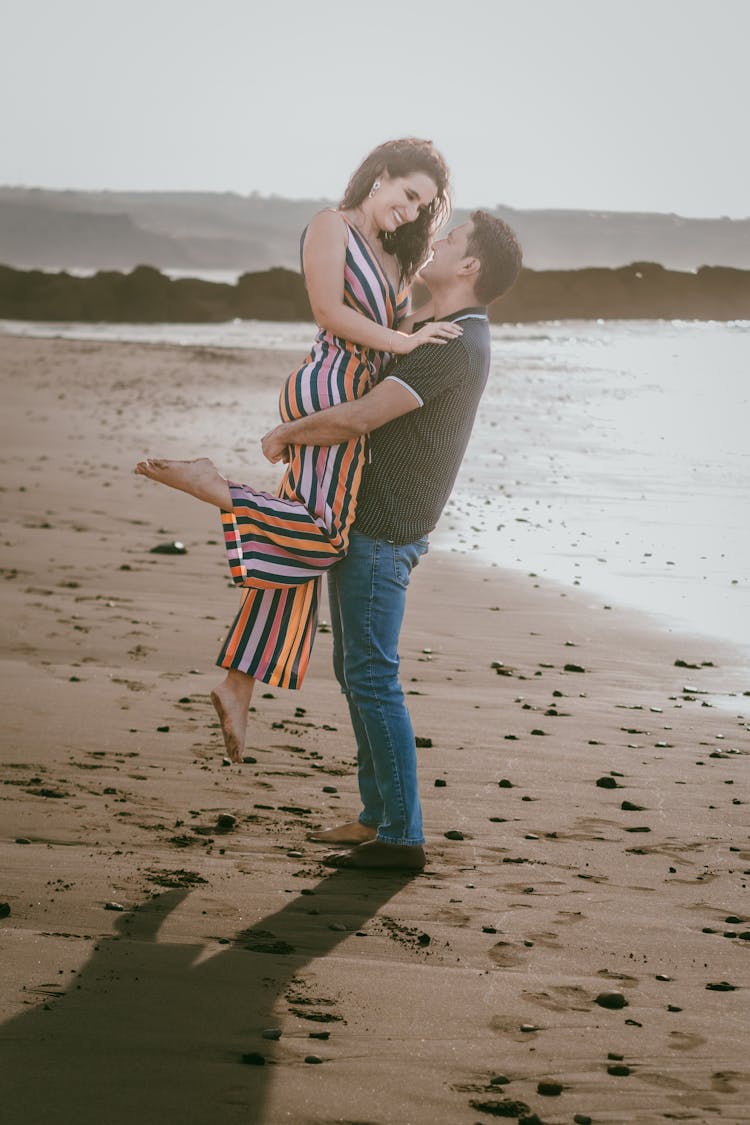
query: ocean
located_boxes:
[3,316,748,653]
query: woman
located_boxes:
[135,137,458,762]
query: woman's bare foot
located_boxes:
[134,457,232,509]
[307,821,378,846]
[210,670,255,763]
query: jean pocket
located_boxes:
[393,537,429,589]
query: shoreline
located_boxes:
[1,335,748,1122]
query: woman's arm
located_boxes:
[304,211,460,356]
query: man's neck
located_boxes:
[429,285,481,320]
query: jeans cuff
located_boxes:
[377,833,425,847]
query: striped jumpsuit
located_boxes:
[216,215,408,689]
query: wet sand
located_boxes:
[1,335,748,1124]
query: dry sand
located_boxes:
[1,335,748,1125]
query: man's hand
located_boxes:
[261,424,291,464]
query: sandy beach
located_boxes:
[1,334,749,1125]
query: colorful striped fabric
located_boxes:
[217,214,408,689]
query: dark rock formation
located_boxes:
[1,261,747,323]
[0,264,311,323]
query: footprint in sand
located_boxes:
[523,984,591,1012]
[488,940,525,968]
[668,1030,707,1051]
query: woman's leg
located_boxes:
[134,457,232,510]
[210,668,256,763]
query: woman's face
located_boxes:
[371,171,438,234]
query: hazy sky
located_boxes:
[3,0,748,217]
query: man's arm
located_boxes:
[262,379,420,463]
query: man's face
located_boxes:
[420,221,474,285]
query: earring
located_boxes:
[368,180,381,199]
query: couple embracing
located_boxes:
[136,137,522,872]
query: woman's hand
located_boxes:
[392,320,463,355]
[261,425,291,464]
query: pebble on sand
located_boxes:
[104,901,125,912]
[0,903,11,919]
[470,1099,530,1117]
[596,776,619,789]
[149,541,188,554]
[594,990,628,1009]
[537,1080,563,1096]
[444,830,465,840]
[240,1052,266,1066]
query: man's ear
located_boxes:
[460,256,481,279]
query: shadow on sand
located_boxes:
[0,867,414,1124]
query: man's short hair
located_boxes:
[467,210,522,305]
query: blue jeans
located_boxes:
[327,530,429,846]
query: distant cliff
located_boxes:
[1,262,748,324]
[1,187,749,273]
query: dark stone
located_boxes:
[434,778,447,787]
[415,736,433,747]
[607,1064,631,1076]
[417,932,431,946]
[309,1031,330,1040]
[469,1100,531,1118]
[304,1055,323,1064]
[15,837,31,845]
[594,990,628,1009]
[596,776,619,789]
[156,725,170,733]
[706,981,736,991]
[0,903,11,919]
[564,663,586,673]
[537,1080,563,1095]
[530,729,547,736]
[574,1117,593,1125]
[444,830,464,840]
[104,901,125,912]
[621,800,645,811]
[322,785,338,793]
[216,814,237,830]
[498,779,514,788]
[149,541,187,554]
[489,1075,510,1085]
[240,1052,266,1066]
[261,1028,282,1040]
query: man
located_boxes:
[261,211,522,871]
